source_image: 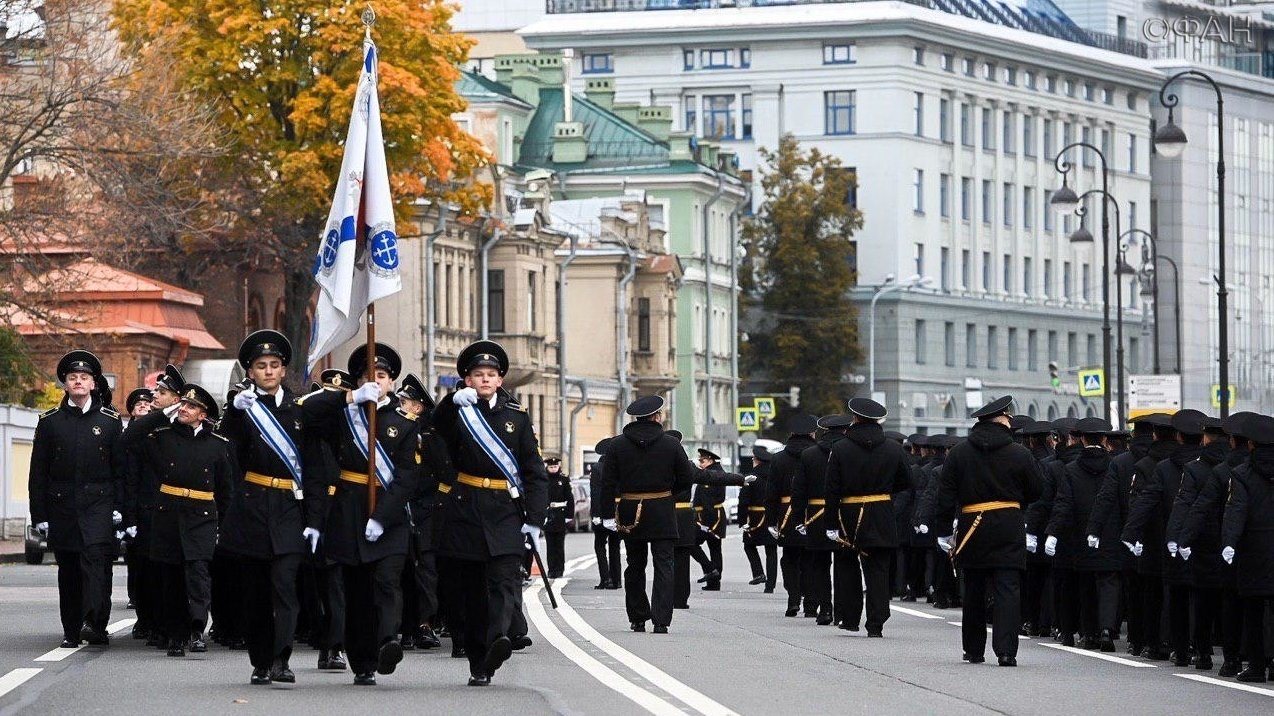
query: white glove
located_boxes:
[452,387,479,407]
[826,530,840,542]
[602,518,616,531]
[916,524,929,535]
[1025,534,1038,553]
[1123,541,1136,554]
[35,522,48,536]
[1222,546,1235,564]
[744,474,758,485]
[112,510,122,525]
[1132,541,1144,557]
[114,530,125,540]
[1044,535,1057,557]
[521,523,542,548]
[768,527,779,539]
[302,527,321,553]
[1167,541,1178,557]
[699,523,710,533]
[795,524,808,536]
[352,382,381,405]
[591,517,601,526]
[232,390,258,411]
[364,519,384,542]
[1087,535,1100,549]
[937,535,953,554]
[125,525,138,539]
[1179,546,1192,561]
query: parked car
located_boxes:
[24,523,47,565]
[568,478,591,532]
[725,485,741,524]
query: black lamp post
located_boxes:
[1156,70,1229,417]
[1119,229,1182,375]
[1052,142,1112,423]
[1075,193,1125,427]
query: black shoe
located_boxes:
[1195,655,1214,671]
[785,608,799,617]
[1236,665,1268,683]
[1020,622,1033,637]
[451,643,467,659]
[131,625,148,640]
[748,576,766,585]
[353,672,376,686]
[126,600,135,610]
[816,616,833,626]
[701,583,720,592]
[964,654,985,664]
[674,603,690,610]
[377,640,404,675]
[1062,634,1076,648]
[900,595,917,602]
[764,587,775,593]
[1079,637,1099,651]
[467,673,491,687]
[167,642,186,658]
[401,634,416,651]
[998,656,1017,667]
[1171,651,1190,667]
[250,668,271,685]
[1219,659,1242,678]
[653,625,668,634]
[933,598,950,610]
[1127,642,1142,656]
[839,622,860,632]
[511,634,533,651]
[417,627,441,649]
[81,623,109,646]
[630,622,646,633]
[325,650,348,671]
[60,638,79,649]
[697,570,720,584]
[483,635,513,674]
[867,630,883,638]
[594,581,611,590]
[190,633,207,653]
[1098,630,1116,653]
[1144,647,1170,661]
[269,662,295,684]
[606,581,621,590]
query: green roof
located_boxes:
[457,70,532,108]
[516,87,686,173]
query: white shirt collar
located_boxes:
[377,396,391,409]
[255,386,284,407]
[72,395,93,414]
[191,423,203,436]
[487,394,498,409]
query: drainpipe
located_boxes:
[728,184,752,431]
[557,234,579,467]
[613,240,639,434]
[423,203,449,397]
[701,174,726,449]
[479,226,503,339]
[567,378,588,477]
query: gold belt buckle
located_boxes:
[482,478,492,489]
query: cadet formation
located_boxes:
[27,344,1274,685]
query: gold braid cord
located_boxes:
[616,500,644,534]
[801,507,825,527]
[952,513,984,558]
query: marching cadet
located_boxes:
[792,414,851,626]
[29,350,125,648]
[122,383,233,657]
[915,435,960,610]
[430,341,547,687]
[918,395,1043,666]
[692,448,730,591]
[544,456,571,579]
[396,373,444,651]
[900,435,933,603]
[766,416,818,617]
[219,331,327,685]
[1221,413,1274,683]
[304,369,352,671]
[739,446,777,591]
[589,437,622,590]
[1020,421,1056,637]
[122,388,153,637]
[1039,418,1078,643]
[301,343,421,686]
[824,399,911,636]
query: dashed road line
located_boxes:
[1037,642,1158,667]
[0,669,41,700]
[1175,673,1274,697]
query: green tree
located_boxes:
[0,327,41,405]
[741,134,863,422]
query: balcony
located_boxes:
[1149,43,1274,80]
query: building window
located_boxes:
[1101,128,1112,160]
[983,62,995,80]
[740,48,751,68]
[1008,327,1019,370]
[824,91,855,135]
[1128,134,1138,173]
[700,48,733,69]
[1028,329,1039,370]
[1063,79,1075,97]
[1023,186,1035,229]
[940,247,950,292]
[703,95,736,139]
[981,251,991,292]
[1067,332,1078,366]
[914,242,925,276]
[1082,262,1091,301]
[842,167,858,209]
[914,46,925,65]
[1048,330,1059,362]
[1043,190,1055,232]
[1023,116,1035,156]
[1084,83,1094,101]
[939,173,951,218]
[1043,119,1054,159]
[988,326,999,369]
[945,322,956,366]
[966,323,978,367]
[915,319,927,364]
[582,52,613,74]
[637,297,651,352]
[963,57,975,76]
[913,170,924,213]
[1129,201,1137,231]
[961,178,972,221]
[527,271,538,331]
[961,249,971,288]
[741,93,753,139]
[1127,92,1137,111]
[960,104,972,146]
[1043,258,1052,297]
[487,269,505,333]
[1023,256,1032,295]
[939,98,951,143]
[1002,182,1014,226]
[941,52,953,71]
[684,106,696,133]
[1082,127,1093,167]
[1003,112,1015,154]
[981,107,994,149]
[683,49,694,70]
[1002,253,1012,293]
[1005,66,1017,85]
[1103,87,1114,105]
[1087,334,1097,365]
[1063,121,1073,148]
[1025,70,1037,89]
[1045,75,1056,93]
[914,92,924,137]
[823,43,856,64]
[982,179,993,224]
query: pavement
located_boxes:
[1,533,1272,715]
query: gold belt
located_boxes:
[620,491,672,500]
[961,501,1020,514]
[327,485,336,496]
[747,506,766,512]
[780,496,792,504]
[807,499,827,506]
[458,473,508,491]
[675,501,693,509]
[339,469,374,485]
[159,484,214,501]
[438,483,452,494]
[245,471,295,491]
[841,494,890,504]
[616,492,671,534]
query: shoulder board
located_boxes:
[505,402,526,414]
[100,407,121,420]
[149,426,172,437]
[211,432,229,442]
[39,407,59,419]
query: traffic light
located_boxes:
[788,385,801,408]
[1048,361,1061,390]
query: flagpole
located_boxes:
[363,4,379,516]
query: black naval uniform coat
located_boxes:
[1222,454,1274,597]
[1048,447,1123,572]
[1179,446,1249,590]
[597,420,695,542]
[218,387,326,559]
[29,396,126,552]
[825,423,911,549]
[767,435,816,548]
[431,390,547,561]
[545,471,573,535]
[1115,440,1177,576]
[1124,444,1200,584]
[692,463,729,540]
[1165,441,1228,589]
[791,432,847,552]
[738,460,775,546]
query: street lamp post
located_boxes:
[1052,142,1112,424]
[868,273,932,396]
[1075,193,1125,427]
[1156,70,1228,417]
[1121,228,1182,374]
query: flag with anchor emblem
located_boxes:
[307,35,401,374]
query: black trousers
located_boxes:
[962,567,1021,659]
[674,547,693,608]
[1122,570,1143,646]
[158,559,210,642]
[1220,587,1244,662]
[449,554,521,677]
[437,556,465,650]
[833,549,856,625]
[1166,582,1191,658]
[624,538,674,628]
[694,535,722,583]
[933,549,960,604]
[849,550,892,632]
[1140,574,1165,649]
[210,552,242,641]
[342,555,405,675]
[133,551,162,633]
[801,550,832,618]
[316,562,346,650]
[904,546,929,597]
[743,539,778,589]
[240,553,302,668]
[1191,586,1220,657]
[594,529,622,586]
[1241,596,1272,663]
[780,546,805,612]
[1054,568,1080,638]
[1023,562,1049,631]
[54,546,111,640]
[412,549,439,627]
[546,531,566,578]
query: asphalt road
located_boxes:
[1,534,1272,715]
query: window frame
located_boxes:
[824,90,856,136]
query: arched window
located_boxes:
[1047,404,1058,420]
[1027,402,1038,419]
[944,401,956,419]
[1067,404,1078,418]
[247,293,265,334]
[1085,404,1096,417]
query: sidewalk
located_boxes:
[1,537,30,564]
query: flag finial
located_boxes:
[362,5,376,39]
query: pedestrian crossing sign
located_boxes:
[754,397,776,417]
[1211,384,1236,409]
[736,407,760,432]
[1078,368,1105,397]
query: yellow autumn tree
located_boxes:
[110,0,490,366]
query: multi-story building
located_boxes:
[521,0,1163,430]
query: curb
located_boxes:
[0,552,32,565]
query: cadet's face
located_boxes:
[373,368,393,397]
[176,401,207,426]
[249,357,285,391]
[400,397,424,415]
[547,463,560,474]
[64,371,93,398]
[151,386,180,409]
[465,367,502,398]
[131,400,152,418]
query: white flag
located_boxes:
[307,39,401,375]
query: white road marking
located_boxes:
[889,605,944,620]
[106,618,136,635]
[0,668,41,699]
[1175,674,1274,697]
[34,618,135,661]
[524,582,687,716]
[1038,642,1158,667]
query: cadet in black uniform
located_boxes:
[692,448,730,591]
[395,374,444,651]
[122,388,152,618]
[589,437,622,590]
[1019,421,1055,636]
[123,384,233,656]
[29,350,125,648]
[792,414,851,625]
[430,340,547,686]
[301,344,421,686]
[766,416,818,617]
[1221,413,1274,682]
[219,331,328,685]
[307,369,351,671]
[824,398,911,636]
[919,395,1043,666]
[544,457,571,578]
[739,446,777,591]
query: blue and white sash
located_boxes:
[458,404,523,497]
[244,397,303,487]
[344,403,395,489]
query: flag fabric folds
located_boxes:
[307,39,401,375]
